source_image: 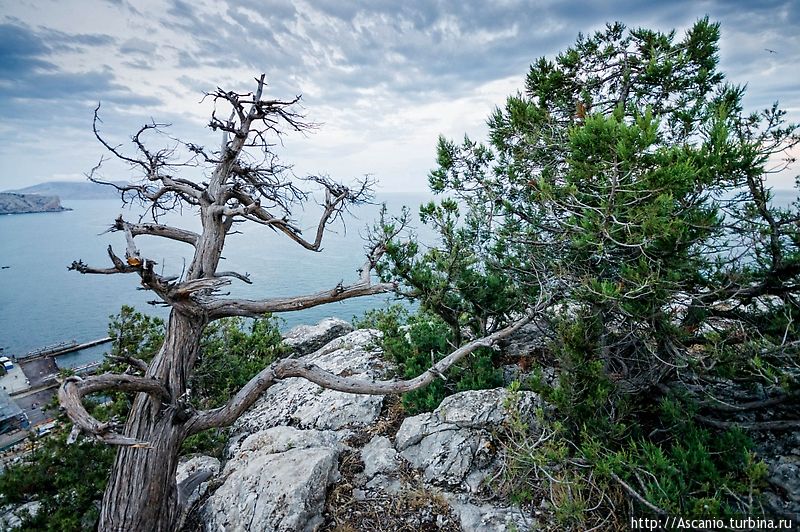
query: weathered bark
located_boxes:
[99,416,185,531]
[99,311,203,532]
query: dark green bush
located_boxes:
[356,305,503,413]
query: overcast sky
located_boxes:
[1,0,798,193]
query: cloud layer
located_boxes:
[1,0,798,191]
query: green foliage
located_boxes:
[586,397,766,518]
[355,305,503,413]
[540,315,626,437]
[107,305,165,363]
[496,382,618,529]
[378,198,523,345]
[0,408,114,531]
[380,18,798,521]
[192,315,287,410]
[182,315,288,456]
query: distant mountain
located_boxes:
[0,193,69,215]
[6,181,127,200]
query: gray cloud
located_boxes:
[0,21,158,119]
[162,0,799,112]
[0,0,798,192]
[0,22,56,75]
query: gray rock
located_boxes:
[226,425,344,460]
[769,459,800,502]
[500,321,550,358]
[766,455,800,522]
[395,389,540,490]
[360,435,400,480]
[282,317,354,356]
[204,427,342,532]
[176,455,221,515]
[0,501,41,529]
[234,329,389,437]
[0,193,68,215]
[750,295,785,314]
[394,412,438,450]
[445,493,534,532]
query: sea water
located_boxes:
[1,189,797,365]
[0,193,434,362]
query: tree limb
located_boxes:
[68,246,138,275]
[112,216,199,246]
[205,280,395,319]
[108,354,149,373]
[214,271,252,284]
[610,472,668,517]
[225,179,364,252]
[185,312,533,434]
[695,415,800,431]
[58,374,172,446]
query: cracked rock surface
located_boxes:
[395,389,541,491]
[233,329,388,439]
[195,320,544,531]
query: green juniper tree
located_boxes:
[380,18,799,518]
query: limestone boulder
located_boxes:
[360,435,401,480]
[234,329,389,439]
[282,317,354,356]
[395,388,541,491]
[203,426,343,532]
[445,493,535,532]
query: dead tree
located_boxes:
[59,75,533,531]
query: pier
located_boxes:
[15,337,113,361]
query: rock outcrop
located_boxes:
[757,433,800,524]
[0,501,41,529]
[203,427,344,532]
[395,388,540,492]
[232,328,388,440]
[204,326,390,531]
[0,193,69,215]
[191,319,543,531]
[281,317,354,356]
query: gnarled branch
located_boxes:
[695,415,800,431]
[205,279,394,319]
[214,271,252,284]
[58,373,172,446]
[112,216,199,246]
[108,354,149,373]
[68,245,137,275]
[185,312,533,434]
[225,175,373,252]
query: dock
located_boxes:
[15,337,113,361]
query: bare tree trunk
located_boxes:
[99,311,203,532]
[99,419,184,531]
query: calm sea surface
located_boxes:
[0,193,434,364]
[1,189,797,366]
